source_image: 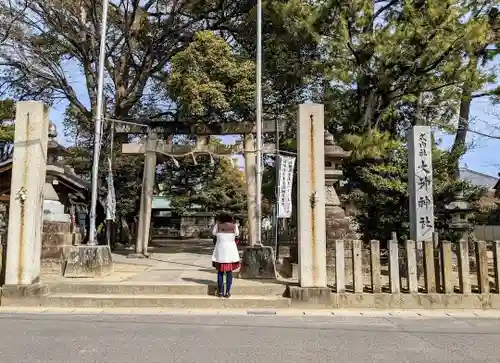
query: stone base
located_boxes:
[288,292,500,310]
[0,283,48,306]
[275,257,297,278]
[62,245,113,278]
[239,246,277,279]
[288,286,333,306]
[126,253,148,259]
[42,221,73,260]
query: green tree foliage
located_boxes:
[317,0,495,135]
[0,98,15,143]
[168,31,255,122]
[342,130,486,242]
[310,0,499,240]
[163,31,255,216]
[158,150,246,216]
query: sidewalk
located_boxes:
[41,239,286,288]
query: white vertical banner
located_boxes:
[408,126,434,241]
[106,157,116,221]
[277,155,295,218]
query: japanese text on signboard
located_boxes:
[277,155,295,218]
[409,126,434,241]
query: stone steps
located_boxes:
[46,283,288,297]
[41,293,291,309]
[1,282,291,309]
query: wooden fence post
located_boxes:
[423,240,436,293]
[405,240,418,293]
[352,240,363,293]
[388,239,400,293]
[457,239,471,294]
[476,240,489,294]
[335,239,345,294]
[370,240,381,293]
[493,241,500,294]
[440,241,453,294]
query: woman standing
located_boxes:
[212,213,240,298]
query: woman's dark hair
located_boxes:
[217,212,233,223]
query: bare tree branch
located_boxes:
[0,0,252,126]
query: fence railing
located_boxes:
[326,239,500,294]
[237,226,297,247]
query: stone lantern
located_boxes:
[445,192,474,241]
[323,130,361,281]
[323,130,352,239]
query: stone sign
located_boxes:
[408,125,434,241]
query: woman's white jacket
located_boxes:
[212,223,240,263]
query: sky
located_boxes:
[437,97,500,177]
[48,68,500,178]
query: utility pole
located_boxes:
[255,0,263,245]
[88,0,110,245]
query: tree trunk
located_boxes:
[449,94,471,179]
[244,133,257,246]
[449,57,477,179]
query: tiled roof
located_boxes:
[459,168,498,189]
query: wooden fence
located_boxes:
[330,239,500,294]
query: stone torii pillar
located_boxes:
[136,130,157,256]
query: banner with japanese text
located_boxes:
[277,155,295,218]
[106,158,116,221]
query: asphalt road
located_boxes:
[0,312,499,363]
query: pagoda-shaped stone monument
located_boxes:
[323,130,356,239]
[323,130,360,281]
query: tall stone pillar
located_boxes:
[239,133,277,279]
[135,131,157,256]
[5,101,49,285]
[243,133,257,246]
[297,103,327,288]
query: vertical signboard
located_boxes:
[408,126,434,241]
[277,155,295,218]
[106,158,116,221]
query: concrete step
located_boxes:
[42,294,291,309]
[46,283,287,297]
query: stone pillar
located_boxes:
[5,101,49,285]
[135,131,157,256]
[297,103,327,288]
[243,133,257,246]
[408,125,433,281]
[239,134,277,279]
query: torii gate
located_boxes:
[117,121,281,256]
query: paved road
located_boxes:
[1,311,499,363]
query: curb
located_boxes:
[1,307,500,318]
